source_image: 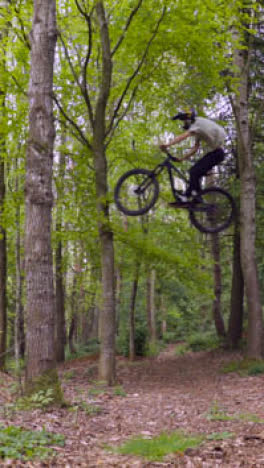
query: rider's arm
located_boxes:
[159,132,200,161]
[160,131,191,149]
[181,138,200,160]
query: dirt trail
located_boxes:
[1,347,264,467]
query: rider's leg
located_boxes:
[185,148,225,197]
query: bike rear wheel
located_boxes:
[114,168,159,216]
[189,187,235,233]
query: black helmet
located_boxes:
[171,109,196,122]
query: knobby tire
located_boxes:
[189,187,235,234]
[114,168,159,216]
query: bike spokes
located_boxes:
[189,188,235,233]
[114,169,159,216]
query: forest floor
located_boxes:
[1,345,264,467]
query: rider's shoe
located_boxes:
[190,191,203,204]
[192,195,203,204]
[169,193,189,207]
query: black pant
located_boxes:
[185,148,225,196]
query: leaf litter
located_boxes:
[1,346,264,466]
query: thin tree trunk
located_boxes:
[0,154,6,370]
[81,312,90,344]
[160,295,167,338]
[55,147,66,362]
[90,306,99,340]
[15,177,25,362]
[69,268,78,354]
[233,32,263,358]
[55,238,66,361]
[129,261,140,361]
[206,168,225,338]
[115,266,122,335]
[25,0,59,385]
[69,315,77,354]
[211,233,226,337]
[0,4,7,370]
[146,269,156,345]
[228,219,244,348]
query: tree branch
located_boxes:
[53,93,91,148]
[74,0,95,128]
[94,2,112,131]
[111,0,144,57]
[13,6,31,49]
[105,85,139,148]
[106,7,166,138]
[58,32,82,89]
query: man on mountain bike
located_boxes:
[159,110,226,204]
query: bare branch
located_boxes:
[13,6,31,49]
[73,0,95,127]
[53,92,91,149]
[10,73,27,96]
[105,85,138,148]
[106,7,166,138]
[105,58,162,146]
[111,0,144,57]
[58,32,82,89]
[74,0,88,17]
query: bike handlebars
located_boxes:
[161,148,180,162]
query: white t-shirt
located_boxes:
[189,117,226,151]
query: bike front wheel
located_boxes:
[114,168,159,216]
[189,187,235,234]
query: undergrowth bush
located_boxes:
[222,359,264,376]
[0,425,64,461]
[186,332,221,352]
[175,332,222,355]
[116,327,148,357]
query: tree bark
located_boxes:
[115,266,122,335]
[25,0,58,383]
[55,147,66,362]
[69,314,77,354]
[146,269,156,344]
[0,1,7,371]
[129,261,140,361]
[211,233,226,337]
[55,237,66,361]
[228,218,244,348]
[93,2,115,385]
[0,150,6,370]
[15,177,25,362]
[233,37,263,358]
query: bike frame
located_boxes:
[146,152,188,201]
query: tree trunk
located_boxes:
[15,181,25,362]
[25,0,58,385]
[0,154,6,370]
[55,238,66,362]
[228,219,244,348]
[0,3,7,370]
[115,266,122,335]
[69,314,77,354]
[129,262,140,361]
[55,147,66,362]
[211,233,226,337]
[146,269,156,345]
[89,306,99,340]
[93,2,115,385]
[233,37,263,358]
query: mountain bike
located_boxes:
[114,150,235,234]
